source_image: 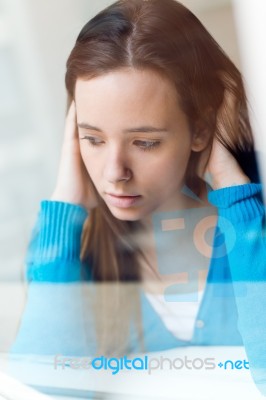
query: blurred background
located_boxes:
[0,0,265,351]
[0,0,239,282]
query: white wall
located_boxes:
[233,0,266,197]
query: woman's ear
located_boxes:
[191,123,212,152]
[191,109,215,152]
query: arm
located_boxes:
[205,133,266,395]
[208,182,266,396]
[10,200,96,356]
[10,101,98,357]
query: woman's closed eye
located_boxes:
[133,140,161,151]
[80,136,161,152]
[80,136,104,145]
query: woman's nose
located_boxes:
[103,149,132,183]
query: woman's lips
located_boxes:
[105,193,142,208]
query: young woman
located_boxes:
[11,0,266,395]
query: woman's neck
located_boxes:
[140,179,210,233]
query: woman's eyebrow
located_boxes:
[78,123,101,131]
[124,126,169,133]
[77,122,168,133]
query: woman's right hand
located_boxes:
[50,101,98,211]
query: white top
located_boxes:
[145,290,205,341]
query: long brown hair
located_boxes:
[65,0,257,356]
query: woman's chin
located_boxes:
[107,205,147,222]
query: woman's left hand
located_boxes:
[204,137,250,190]
[201,84,250,190]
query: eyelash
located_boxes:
[80,136,161,152]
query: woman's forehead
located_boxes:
[75,68,180,111]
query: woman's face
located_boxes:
[75,68,202,221]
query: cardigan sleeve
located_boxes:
[208,183,266,397]
[26,200,89,282]
[10,200,96,356]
